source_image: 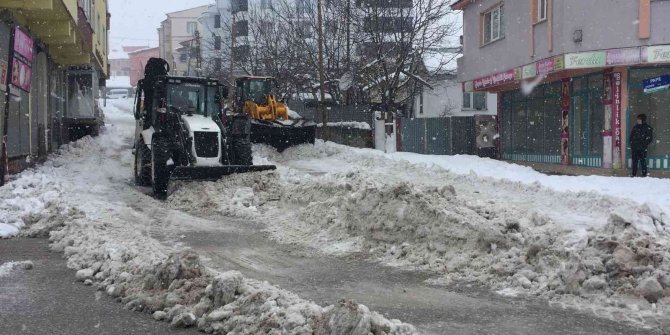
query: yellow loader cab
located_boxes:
[234,76,316,152]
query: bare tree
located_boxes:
[199,0,460,115]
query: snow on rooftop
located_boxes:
[109,49,129,60]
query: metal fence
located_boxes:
[288,101,375,124]
[399,117,477,155]
[288,100,375,148]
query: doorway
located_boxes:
[571,74,604,167]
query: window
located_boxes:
[179,53,188,63]
[214,15,221,28]
[482,4,504,45]
[261,0,273,10]
[187,22,198,34]
[462,92,471,109]
[537,0,547,22]
[214,36,222,50]
[463,92,487,110]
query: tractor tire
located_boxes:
[231,136,253,166]
[134,140,151,186]
[151,137,170,198]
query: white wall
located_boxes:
[414,78,496,118]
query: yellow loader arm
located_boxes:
[244,95,289,121]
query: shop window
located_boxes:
[503,81,562,162]
[482,4,504,45]
[527,99,544,154]
[629,67,670,160]
[501,93,513,154]
[512,103,527,155]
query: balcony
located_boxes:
[0,0,90,65]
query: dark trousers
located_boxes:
[631,149,648,177]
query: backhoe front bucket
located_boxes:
[250,121,316,152]
[169,165,276,181]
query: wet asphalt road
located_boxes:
[0,238,196,335]
[177,215,661,335]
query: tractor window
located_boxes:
[245,79,272,105]
[167,83,216,116]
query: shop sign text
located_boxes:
[13,28,33,62]
[643,74,670,94]
[612,72,622,162]
[606,48,641,65]
[0,60,7,91]
[522,63,537,79]
[473,69,517,90]
[645,45,670,63]
[536,57,555,75]
[565,51,606,69]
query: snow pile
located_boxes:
[33,206,416,334]
[317,121,372,130]
[0,169,63,238]
[168,141,670,331]
[0,104,418,334]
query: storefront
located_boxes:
[466,45,670,174]
[501,81,562,164]
[629,66,670,170]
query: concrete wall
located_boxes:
[458,0,670,82]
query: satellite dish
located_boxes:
[338,72,353,91]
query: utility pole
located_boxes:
[345,0,351,105]
[229,8,236,112]
[317,0,328,140]
[194,30,202,77]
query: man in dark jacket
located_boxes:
[629,114,654,177]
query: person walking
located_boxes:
[629,114,654,177]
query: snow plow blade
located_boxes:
[169,165,276,181]
[250,121,316,152]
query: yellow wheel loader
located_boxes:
[234,76,316,152]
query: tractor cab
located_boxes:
[235,76,277,110]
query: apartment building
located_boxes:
[158,6,208,76]
[454,0,670,175]
[0,0,109,179]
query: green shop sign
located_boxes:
[565,51,606,69]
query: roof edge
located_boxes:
[451,0,474,10]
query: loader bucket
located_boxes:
[169,165,276,181]
[250,121,316,152]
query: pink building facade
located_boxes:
[127,47,159,87]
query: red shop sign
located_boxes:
[13,27,33,62]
